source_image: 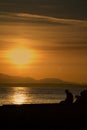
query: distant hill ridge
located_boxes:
[0,73,67,84]
[0,73,36,83]
[39,78,64,83]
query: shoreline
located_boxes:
[0,103,87,129]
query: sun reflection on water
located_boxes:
[12,93,26,104]
[11,87,28,105]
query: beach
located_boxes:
[0,103,87,129]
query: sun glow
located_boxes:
[7,48,35,66]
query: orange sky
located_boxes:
[0,13,87,83]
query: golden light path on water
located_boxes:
[11,87,30,105]
[6,86,63,105]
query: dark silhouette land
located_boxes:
[0,89,87,129]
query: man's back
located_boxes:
[65,90,73,104]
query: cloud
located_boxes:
[28,44,87,51]
[0,12,87,51]
[0,0,87,20]
[0,12,87,27]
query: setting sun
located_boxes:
[7,48,34,66]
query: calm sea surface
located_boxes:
[0,85,86,106]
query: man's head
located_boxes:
[65,89,69,93]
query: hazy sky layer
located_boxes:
[0,0,87,20]
[0,1,87,83]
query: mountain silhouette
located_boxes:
[38,78,65,84]
[0,73,36,83]
[0,73,75,84]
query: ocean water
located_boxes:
[0,84,86,106]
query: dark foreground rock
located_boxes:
[0,104,87,130]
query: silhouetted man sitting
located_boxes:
[60,89,73,105]
[64,89,73,104]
